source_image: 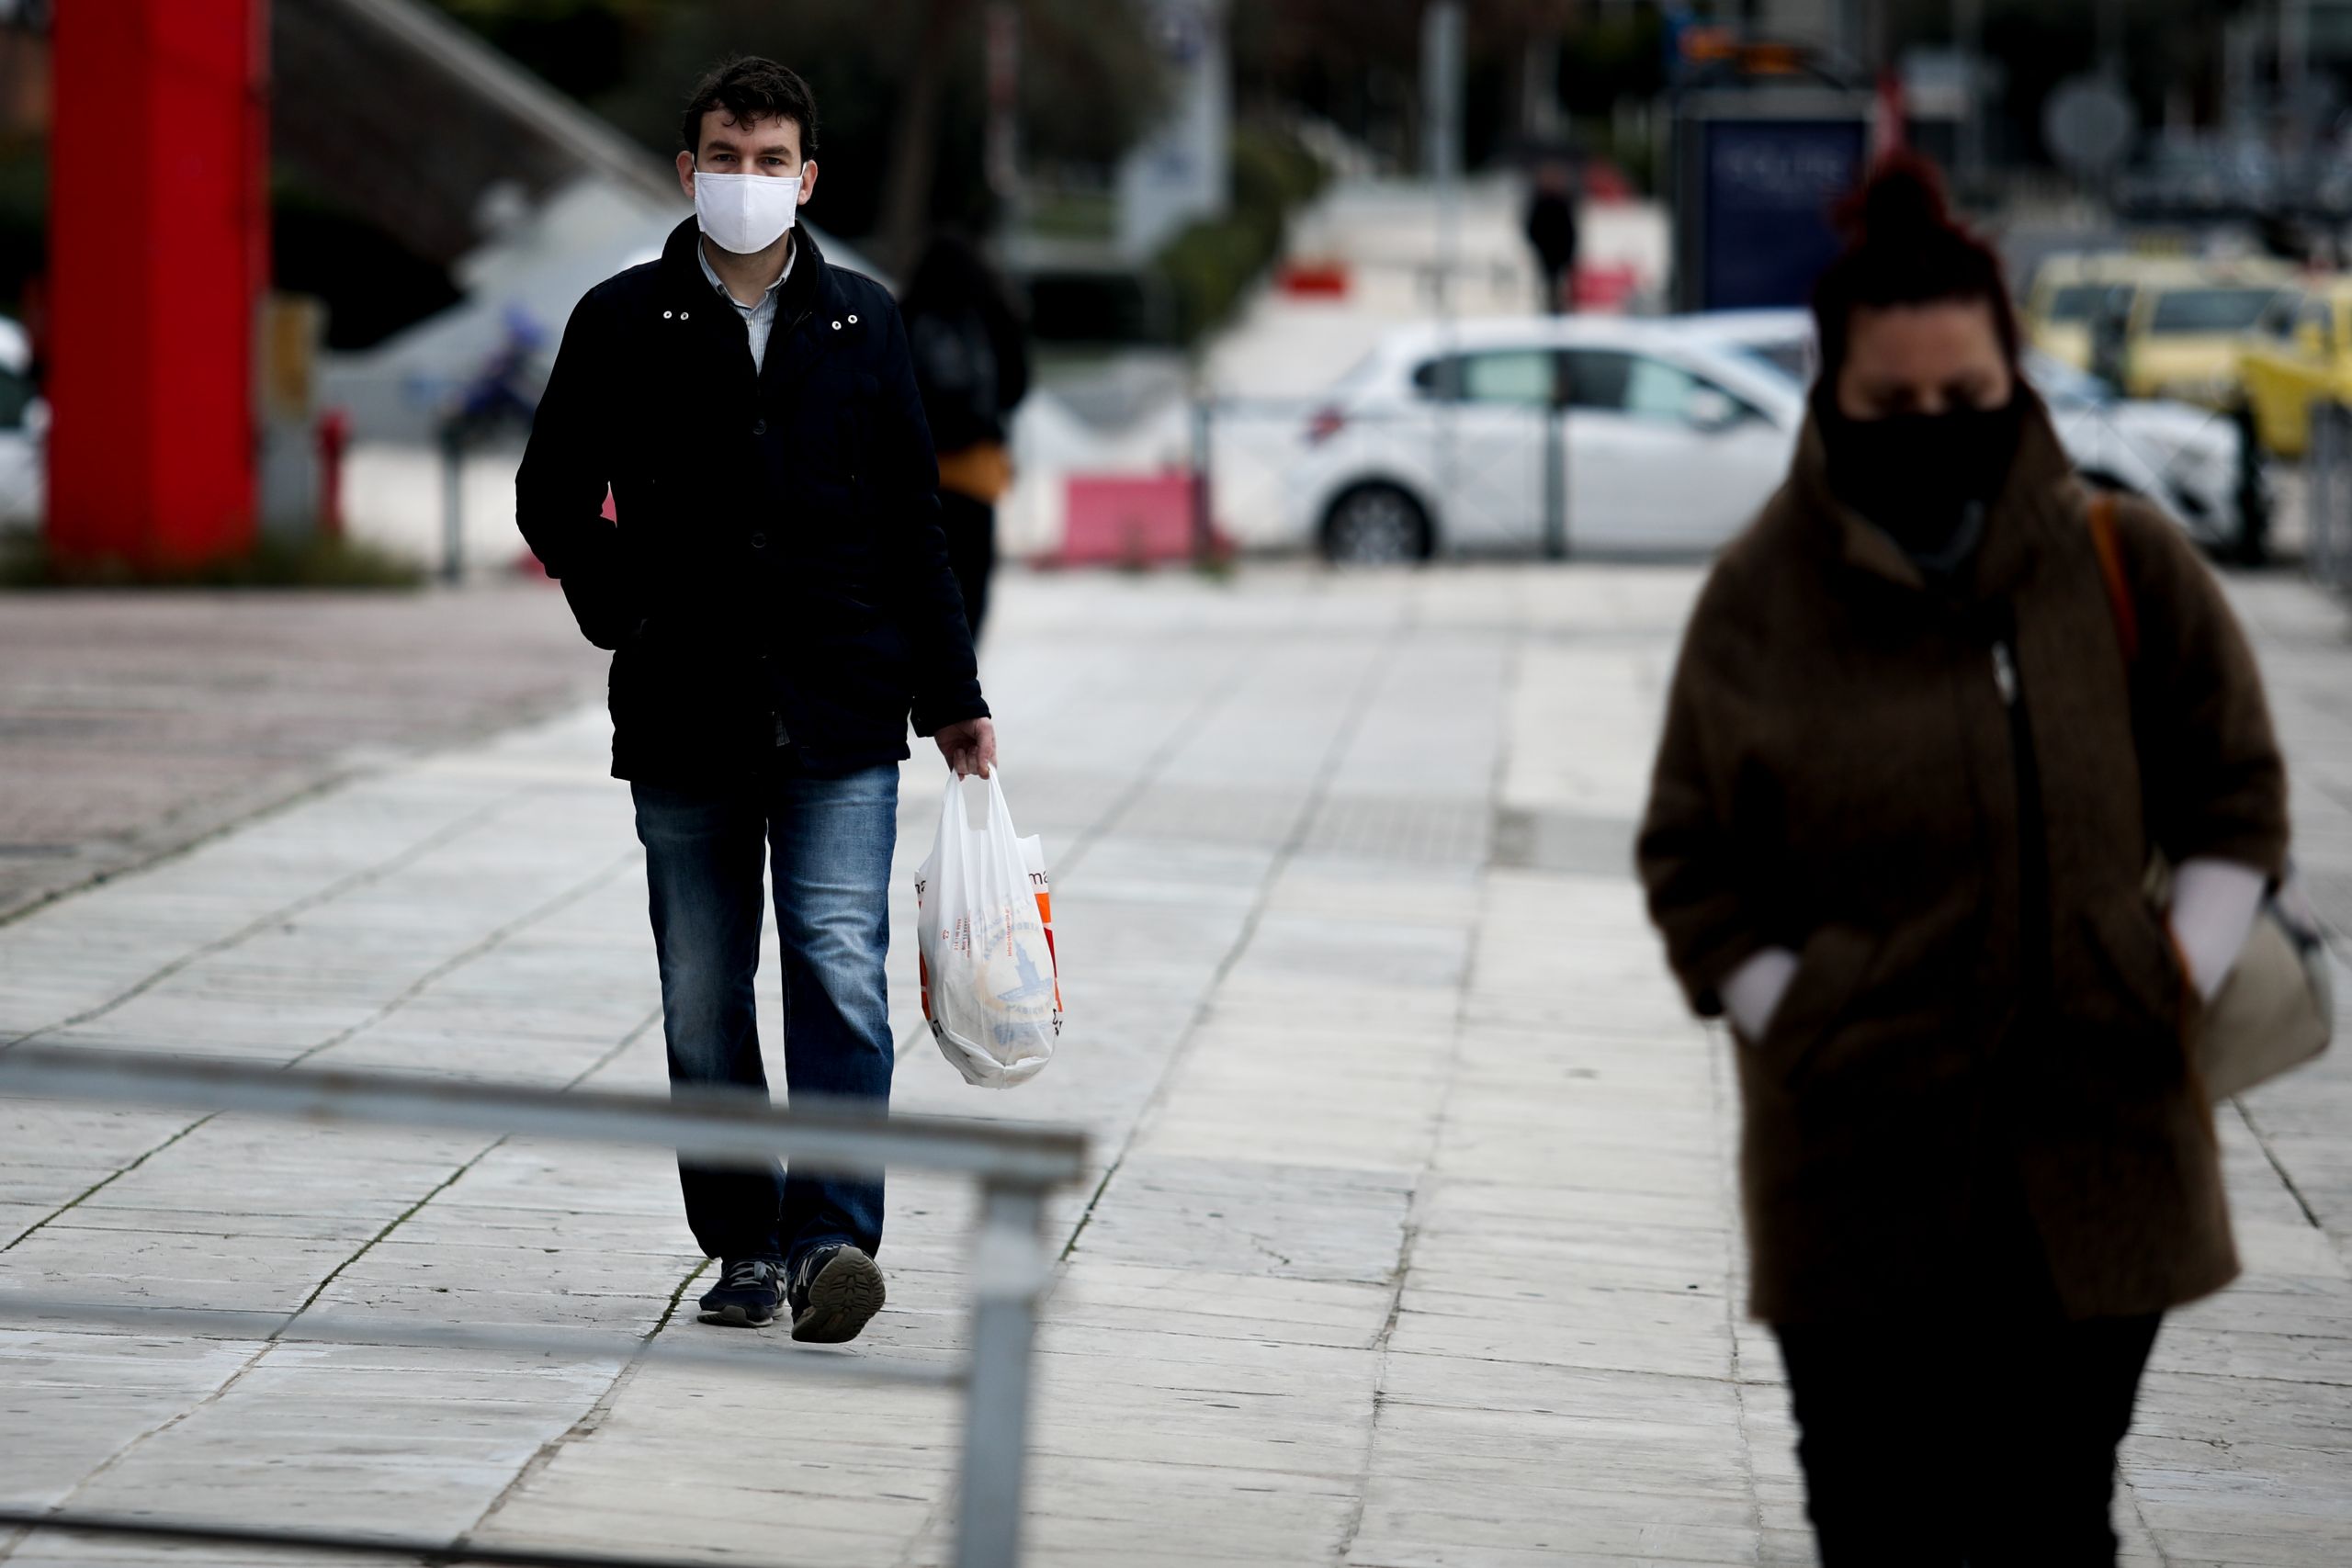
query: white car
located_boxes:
[1684,309,2258,554]
[1289,316,1807,562]
[0,314,43,526]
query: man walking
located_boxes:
[516,57,995,1342]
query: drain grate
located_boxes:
[1487,806,1639,876]
[1299,795,1493,865]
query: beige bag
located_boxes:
[2146,857,2336,1100]
[2195,874,2335,1099]
[2091,493,2336,1100]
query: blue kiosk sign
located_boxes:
[1672,89,1871,313]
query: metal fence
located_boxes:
[2306,402,2352,592]
[0,1046,1089,1568]
[1198,396,1583,563]
[1199,389,2299,571]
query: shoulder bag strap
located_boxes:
[2086,490,2170,906]
[2085,490,2140,667]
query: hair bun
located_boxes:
[1844,154,1953,244]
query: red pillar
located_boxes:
[47,0,267,570]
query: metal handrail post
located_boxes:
[2329,401,2352,589]
[1191,394,1216,567]
[2311,399,2341,588]
[0,1047,1090,1567]
[439,420,466,585]
[0,1046,1088,1185]
[953,1178,1051,1568]
[1542,400,1567,560]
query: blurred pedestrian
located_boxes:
[516,56,995,1345]
[1522,159,1578,315]
[898,232,1029,640]
[2089,281,2132,393]
[450,306,546,441]
[1637,157,2288,1564]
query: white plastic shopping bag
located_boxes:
[913,771,1063,1088]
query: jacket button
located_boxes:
[752,418,767,435]
[750,531,768,549]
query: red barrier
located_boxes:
[1573,262,1641,313]
[1057,472,1212,566]
[1277,260,1351,299]
[47,0,266,570]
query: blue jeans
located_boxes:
[631,764,899,1269]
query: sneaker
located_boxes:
[697,1258,783,1327]
[786,1245,887,1344]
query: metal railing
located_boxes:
[0,1046,1089,1568]
[2306,401,2352,592]
[1195,395,1579,563]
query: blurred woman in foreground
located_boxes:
[1637,159,2288,1563]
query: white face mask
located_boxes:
[694,171,801,255]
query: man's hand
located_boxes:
[935,717,997,778]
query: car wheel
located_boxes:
[1321,484,1431,565]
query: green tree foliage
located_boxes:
[1555,6,1666,118]
[428,0,1166,252]
[1151,123,1329,346]
[431,0,663,103]
[1233,0,1579,168]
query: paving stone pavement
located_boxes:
[0,581,605,923]
[2,563,2350,1567]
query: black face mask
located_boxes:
[1815,394,2024,560]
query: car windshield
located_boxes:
[2045,282,2115,322]
[1735,340,1813,384]
[2148,288,2284,335]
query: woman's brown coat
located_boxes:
[1637,400,2289,1325]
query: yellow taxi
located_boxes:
[2113,259,2297,409]
[2240,277,2352,458]
[2023,254,2151,370]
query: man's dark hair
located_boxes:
[1811,154,2018,389]
[680,56,820,160]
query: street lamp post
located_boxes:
[2280,0,2311,164]
[1955,0,1986,192]
[1422,1,1464,554]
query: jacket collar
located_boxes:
[1789,387,2078,602]
[660,216,830,316]
[657,217,848,395]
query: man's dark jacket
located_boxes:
[516,219,987,782]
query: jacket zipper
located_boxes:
[1991,640,2018,705]
[1990,622,2053,1005]
[758,306,818,764]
